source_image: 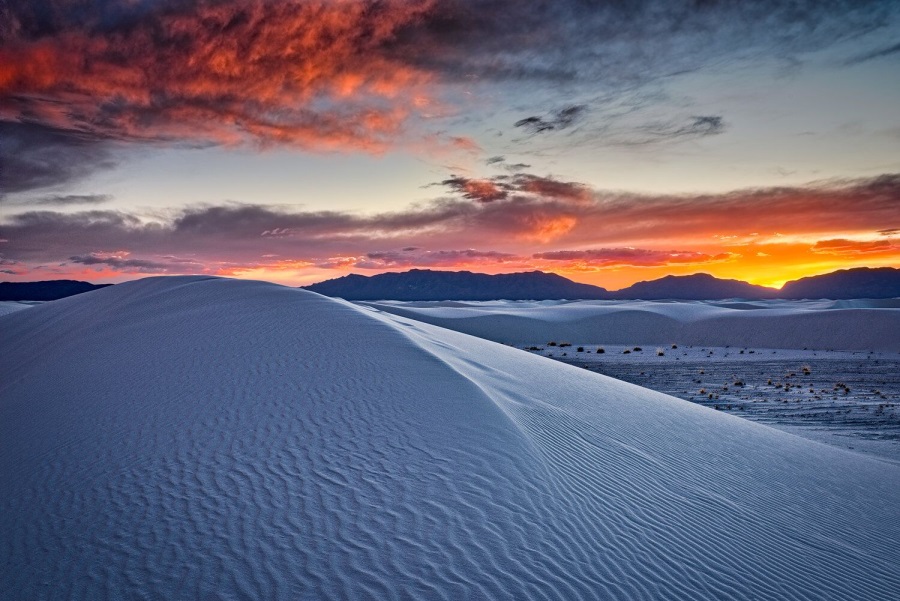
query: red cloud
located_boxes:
[441,177,509,203]
[533,248,734,268]
[0,0,437,151]
[812,238,900,255]
[512,174,592,204]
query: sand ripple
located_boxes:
[1,277,898,600]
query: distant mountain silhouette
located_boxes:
[306,267,900,300]
[304,269,609,301]
[6,267,898,303]
[0,280,111,301]
[610,273,779,300]
[779,267,900,299]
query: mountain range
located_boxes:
[302,269,609,301]
[304,267,900,300]
[3,267,898,301]
[0,280,111,301]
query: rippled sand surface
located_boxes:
[2,277,898,600]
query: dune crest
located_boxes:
[363,298,900,351]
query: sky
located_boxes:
[1,0,898,290]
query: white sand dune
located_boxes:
[0,300,39,317]
[1,277,898,600]
[362,299,900,351]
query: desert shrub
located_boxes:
[623,350,631,354]
[596,347,605,354]
[633,346,642,351]
[577,346,584,352]
[671,344,678,349]
[548,341,557,346]
[559,342,572,347]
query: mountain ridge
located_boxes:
[5,267,899,301]
[305,266,900,300]
[0,279,111,301]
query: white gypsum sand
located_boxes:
[1,277,898,599]
[363,299,900,462]
[0,300,40,316]
[360,298,900,352]
[523,344,900,462]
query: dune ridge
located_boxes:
[1,277,898,600]
[362,299,900,351]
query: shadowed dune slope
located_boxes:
[1,277,898,600]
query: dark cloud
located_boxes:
[677,116,725,137]
[69,253,176,273]
[395,0,892,85]
[2,172,898,275]
[0,122,117,194]
[1,0,890,160]
[438,173,590,204]
[484,155,531,172]
[843,41,900,65]
[10,194,113,206]
[509,174,591,203]
[352,248,520,269]
[514,105,587,135]
[0,258,24,275]
[619,115,726,146]
[439,177,510,203]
